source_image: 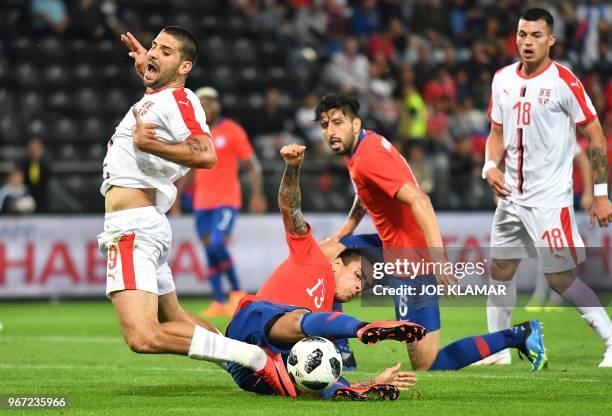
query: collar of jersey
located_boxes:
[350,129,367,159]
[145,85,182,95]
[515,59,553,80]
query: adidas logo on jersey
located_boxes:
[380,137,392,151]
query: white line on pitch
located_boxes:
[0,363,222,373]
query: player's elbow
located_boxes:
[193,152,217,169]
[404,189,431,209]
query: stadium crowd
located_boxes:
[0,0,610,213]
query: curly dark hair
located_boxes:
[314,92,360,122]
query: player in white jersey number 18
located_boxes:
[482,8,612,368]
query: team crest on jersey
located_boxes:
[139,101,155,115]
[538,88,551,105]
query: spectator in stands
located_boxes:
[293,0,327,47]
[0,169,36,215]
[397,67,427,144]
[575,0,611,70]
[405,142,433,196]
[349,0,383,38]
[66,0,107,38]
[31,0,70,34]
[20,138,50,213]
[323,36,369,95]
[295,92,326,153]
[448,137,476,209]
[252,87,298,159]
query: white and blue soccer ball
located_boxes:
[287,336,342,392]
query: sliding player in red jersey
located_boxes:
[225,144,426,400]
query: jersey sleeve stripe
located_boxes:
[172,88,206,137]
[554,63,595,121]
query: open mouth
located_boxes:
[523,48,534,58]
[329,138,342,148]
[144,62,159,79]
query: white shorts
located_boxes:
[97,206,175,297]
[490,199,585,273]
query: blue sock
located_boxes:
[204,245,225,304]
[429,326,525,371]
[208,273,225,304]
[300,312,365,340]
[330,303,353,359]
[216,244,240,291]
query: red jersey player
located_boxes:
[225,144,426,399]
[483,8,612,367]
[317,92,546,372]
[176,86,266,317]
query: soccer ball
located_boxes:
[286,336,342,392]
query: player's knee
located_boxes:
[491,260,516,282]
[545,272,574,294]
[123,326,160,354]
[201,235,211,246]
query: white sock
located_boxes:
[561,278,612,346]
[487,279,516,356]
[188,325,267,371]
[487,279,516,331]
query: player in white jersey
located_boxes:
[97,27,295,395]
[482,8,612,367]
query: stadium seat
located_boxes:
[230,38,258,66]
[0,88,15,115]
[0,114,22,144]
[0,59,10,86]
[103,89,129,115]
[20,91,44,119]
[47,91,70,113]
[202,36,229,65]
[43,64,69,89]
[73,88,100,115]
[211,66,238,93]
[73,63,94,87]
[15,62,40,89]
[38,37,66,62]
[50,117,79,142]
[81,116,107,142]
[26,118,46,138]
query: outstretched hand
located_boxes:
[373,363,417,390]
[121,32,147,78]
[280,144,305,167]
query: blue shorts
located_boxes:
[194,207,239,240]
[340,234,441,332]
[226,300,308,395]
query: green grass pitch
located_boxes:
[1,299,611,415]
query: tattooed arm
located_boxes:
[132,108,217,168]
[579,117,612,227]
[278,144,308,236]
